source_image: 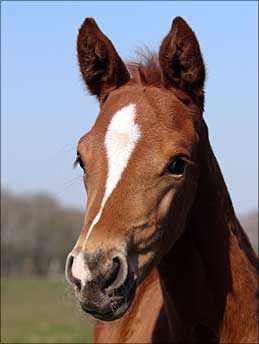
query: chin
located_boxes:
[80,271,137,322]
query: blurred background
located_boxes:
[1,1,258,343]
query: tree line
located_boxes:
[1,189,84,277]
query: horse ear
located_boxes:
[159,17,205,111]
[77,18,130,102]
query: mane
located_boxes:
[126,49,203,109]
[126,49,162,86]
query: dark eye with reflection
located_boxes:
[74,154,85,172]
[167,157,186,176]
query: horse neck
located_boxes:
[157,120,258,342]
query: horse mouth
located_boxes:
[80,269,136,321]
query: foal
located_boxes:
[65,17,258,343]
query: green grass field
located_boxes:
[1,278,94,343]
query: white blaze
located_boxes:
[71,251,91,285]
[84,103,141,243]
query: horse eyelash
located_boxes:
[73,155,84,169]
[179,155,195,166]
[73,157,80,169]
[73,154,87,175]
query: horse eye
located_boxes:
[167,158,186,176]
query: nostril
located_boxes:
[65,254,75,286]
[113,256,120,267]
[104,256,121,289]
[65,254,82,291]
[74,278,82,291]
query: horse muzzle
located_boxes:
[65,248,136,321]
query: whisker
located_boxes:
[56,175,83,201]
[46,144,78,163]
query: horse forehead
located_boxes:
[107,88,194,135]
[91,102,139,141]
[78,102,141,157]
[80,86,196,157]
[104,103,141,175]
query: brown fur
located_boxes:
[66,17,259,343]
[77,18,130,102]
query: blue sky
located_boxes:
[2,1,258,215]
